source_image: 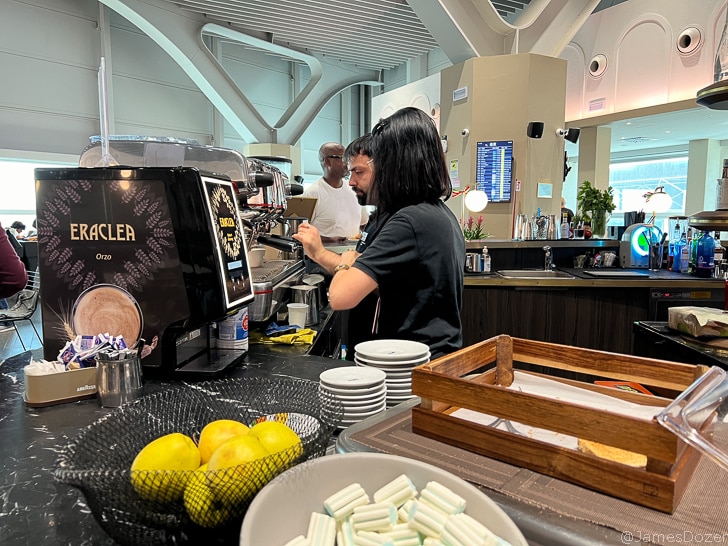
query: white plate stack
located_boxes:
[353,339,430,407]
[319,367,387,429]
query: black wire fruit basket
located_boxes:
[54,375,343,545]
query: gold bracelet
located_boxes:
[333,263,350,273]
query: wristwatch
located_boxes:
[333,263,350,273]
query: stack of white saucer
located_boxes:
[353,339,431,407]
[319,367,387,429]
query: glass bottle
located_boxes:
[689,230,702,273]
[673,231,685,273]
[695,231,715,278]
[679,232,690,274]
[714,231,724,264]
[560,212,570,239]
[482,246,491,273]
[668,222,681,270]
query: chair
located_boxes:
[0,270,41,350]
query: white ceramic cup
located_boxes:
[287,302,308,329]
[248,246,266,268]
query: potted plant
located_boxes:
[462,215,489,241]
[576,180,615,238]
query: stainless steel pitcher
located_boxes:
[95,354,143,408]
[291,285,319,326]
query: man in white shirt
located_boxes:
[303,142,369,243]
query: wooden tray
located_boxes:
[410,335,709,513]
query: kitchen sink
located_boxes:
[496,269,575,279]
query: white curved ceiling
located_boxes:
[161,0,629,71]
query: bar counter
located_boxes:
[0,345,350,545]
[464,267,726,288]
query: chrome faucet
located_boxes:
[543,245,554,271]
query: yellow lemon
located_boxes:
[198,419,250,464]
[183,464,236,528]
[247,421,303,466]
[130,432,200,502]
[207,435,270,505]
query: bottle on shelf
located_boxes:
[668,221,681,271]
[482,246,491,273]
[672,231,688,273]
[672,230,685,273]
[714,231,724,265]
[560,212,570,239]
[679,231,690,274]
[689,229,702,273]
[695,230,715,278]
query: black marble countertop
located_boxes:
[0,346,350,545]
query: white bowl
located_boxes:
[240,452,527,546]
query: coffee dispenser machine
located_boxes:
[35,166,255,378]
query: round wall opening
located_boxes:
[677,27,703,55]
[589,54,608,78]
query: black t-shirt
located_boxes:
[353,201,465,358]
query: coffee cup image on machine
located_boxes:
[620,224,662,268]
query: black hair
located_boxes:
[369,107,451,219]
[344,134,372,162]
[11,221,25,231]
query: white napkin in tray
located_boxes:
[451,371,664,449]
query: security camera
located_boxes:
[461,128,470,137]
[556,127,581,144]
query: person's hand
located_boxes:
[292,222,326,261]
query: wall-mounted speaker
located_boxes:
[589,54,608,78]
[526,121,544,139]
[677,27,703,55]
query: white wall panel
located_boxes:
[112,77,213,135]
[0,0,101,153]
[614,21,669,111]
[563,44,587,121]
[565,0,723,120]
[222,44,292,112]
[0,106,98,156]
[0,0,99,67]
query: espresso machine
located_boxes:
[238,157,306,322]
[35,164,256,378]
[79,139,307,325]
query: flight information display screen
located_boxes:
[475,140,513,203]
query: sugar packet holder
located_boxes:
[58,333,128,369]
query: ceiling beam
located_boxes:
[409,0,601,64]
[98,0,381,144]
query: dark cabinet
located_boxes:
[461,285,649,354]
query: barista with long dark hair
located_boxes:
[295,107,465,357]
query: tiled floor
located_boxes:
[0,302,44,362]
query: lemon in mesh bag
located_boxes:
[130,432,201,502]
[183,464,237,528]
[206,435,272,505]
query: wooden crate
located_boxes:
[410,335,709,513]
